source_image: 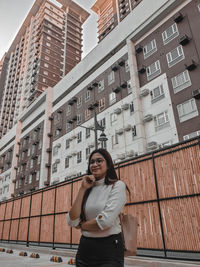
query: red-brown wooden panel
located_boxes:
[2,221,10,240]
[20,196,31,218]
[72,227,81,245]
[9,220,19,240]
[54,214,71,244]
[72,180,82,204]
[120,159,156,203]
[155,145,200,199]
[12,199,21,219]
[31,193,42,216]
[29,217,40,242]
[0,221,3,238]
[4,201,13,220]
[125,203,163,249]
[0,203,6,220]
[42,189,55,215]
[160,197,200,251]
[18,218,28,241]
[55,184,71,213]
[40,215,53,243]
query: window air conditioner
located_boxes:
[143,114,153,122]
[192,89,200,99]
[139,89,149,97]
[126,150,134,157]
[121,103,129,110]
[116,128,124,135]
[114,108,122,115]
[124,125,131,131]
[117,153,126,160]
[147,141,158,150]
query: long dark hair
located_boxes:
[80,149,119,221]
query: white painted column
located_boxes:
[39,87,53,188]
[126,38,147,154]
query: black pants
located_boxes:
[76,233,124,267]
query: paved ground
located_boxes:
[0,248,132,267]
[0,243,199,267]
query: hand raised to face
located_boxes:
[81,175,95,189]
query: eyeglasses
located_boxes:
[89,158,105,166]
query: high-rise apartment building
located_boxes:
[91,0,143,41]
[0,0,89,139]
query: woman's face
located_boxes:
[89,152,107,180]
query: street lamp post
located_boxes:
[79,106,107,149]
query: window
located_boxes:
[46,42,51,47]
[166,45,184,68]
[171,70,191,94]
[127,80,132,94]
[110,113,117,125]
[151,85,165,103]
[146,60,161,81]
[108,71,115,85]
[99,98,105,111]
[132,126,137,139]
[99,118,106,128]
[154,111,169,131]
[177,99,198,122]
[86,128,91,138]
[47,36,51,40]
[44,71,48,76]
[77,131,82,143]
[98,80,104,92]
[45,56,50,61]
[55,112,61,122]
[143,39,157,59]
[30,159,34,168]
[86,147,90,159]
[85,90,90,102]
[66,122,71,132]
[77,151,82,163]
[29,174,32,184]
[109,92,116,105]
[67,105,71,115]
[130,101,134,114]
[125,60,129,72]
[77,96,82,107]
[52,163,57,173]
[85,109,91,120]
[162,23,179,45]
[44,63,49,68]
[45,48,50,54]
[36,171,40,181]
[66,139,70,149]
[112,134,118,147]
[77,114,82,125]
[53,146,58,156]
[65,157,69,168]
[37,155,41,164]
[198,4,200,12]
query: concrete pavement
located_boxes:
[0,242,199,267]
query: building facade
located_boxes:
[0,0,89,139]
[0,0,200,201]
[91,0,143,42]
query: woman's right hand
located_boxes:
[81,175,95,189]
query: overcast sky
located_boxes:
[0,0,98,60]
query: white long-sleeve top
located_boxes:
[66,178,126,237]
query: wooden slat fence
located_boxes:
[0,137,200,260]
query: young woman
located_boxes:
[66,148,126,267]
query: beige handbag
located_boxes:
[119,213,138,256]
